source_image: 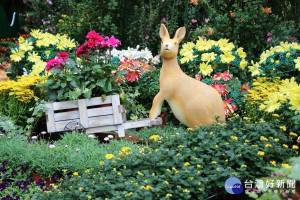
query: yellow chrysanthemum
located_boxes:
[248,61,261,76]
[27,51,41,63]
[199,62,213,76]
[240,59,248,70]
[19,40,34,51]
[257,151,265,156]
[201,52,216,62]
[294,57,300,71]
[195,38,212,51]
[236,47,247,59]
[10,49,25,62]
[220,52,235,63]
[217,38,235,52]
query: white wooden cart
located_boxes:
[45,94,162,137]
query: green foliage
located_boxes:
[36,118,297,199]
[120,90,147,121]
[0,114,24,135]
[0,132,140,177]
[22,0,299,60]
[0,94,35,128]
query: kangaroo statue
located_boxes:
[149,24,226,128]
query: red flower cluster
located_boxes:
[45,52,69,72]
[76,31,121,56]
[118,58,154,82]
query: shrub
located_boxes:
[36,118,297,199]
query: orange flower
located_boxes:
[208,28,214,35]
[230,12,236,18]
[262,7,272,14]
[190,0,198,5]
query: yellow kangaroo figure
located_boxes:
[149,24,225,128]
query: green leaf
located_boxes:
[57,89,64,98]
[92,65,101,71]
[46,77,55,85]
[61,83,67,88]
[97,79,107,88]
[106,81,112,92]
[70,80,79,88]
[49,92,58,101]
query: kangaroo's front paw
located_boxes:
[149,108,158,119]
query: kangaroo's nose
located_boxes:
[165,44,169,49]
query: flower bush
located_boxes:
[200,71,250,117]
[35,117,297,199]
[0,73,46,128]
[179,37,248,78]
[247,41,300,78]
[8,29,76,78]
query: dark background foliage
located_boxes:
[1,0,299,60]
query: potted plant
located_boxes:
[39,31,123,101]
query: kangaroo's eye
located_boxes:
[174,42,178,45]
[161,41,163,44]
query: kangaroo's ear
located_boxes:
[159,24,170,39]
[174,27,186,43]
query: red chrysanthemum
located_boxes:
[86,31,104,48]
[45,58,64,72]
[223,98,237,117]
[57,51,70,62]
[211,82,228,96]
[76,42,90,57]
[212,71,232,82]
[124,70,142,82]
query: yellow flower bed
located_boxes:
[245,77,300,114]
[0,74,46,102]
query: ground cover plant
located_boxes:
[0,132,141,178]
[30,117,299,199]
